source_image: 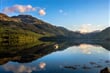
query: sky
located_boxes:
[0,0,109,33]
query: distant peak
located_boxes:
[11,14,43,24]
[106,27,110,29]
[102,27,110,32]
[0,13,13,21]
[0,13,6,15]
[0,13,9,17]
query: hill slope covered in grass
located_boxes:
[0,13,110,41]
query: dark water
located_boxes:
[0,41,110,73]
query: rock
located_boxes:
[82,65,91,69]
[105,60,110,63]
[64,66,77,70]
[89,62,97,65]
[94,65,102,68]
[100,67,110,73]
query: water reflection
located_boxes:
[3,62,46,73]
[0,40,109,73]
[79,44,107,55]
[79,44,94,54]
[39,62,46,69]
[3,64,36,73]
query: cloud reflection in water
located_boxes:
[3,62,46,73]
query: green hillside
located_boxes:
[0,13,80,45]
[0,13,109,42]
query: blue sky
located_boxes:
[0,0,109,32]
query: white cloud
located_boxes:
[39,9,46,16]
[3,4,36,13]
[59,9,67,16]
[3,4,46,16]
[79,24,107,33]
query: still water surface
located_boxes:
[0,42,110,73]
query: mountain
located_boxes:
[96,27,110,40]
[0,13,20,22]
[0,13,109,41]
[78,27,110,41]
[0,13,44,44]
[0,13,81,38]
[12,14,81,37]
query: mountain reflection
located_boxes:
[0,40,110,65]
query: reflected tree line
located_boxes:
[0,37,110,65]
